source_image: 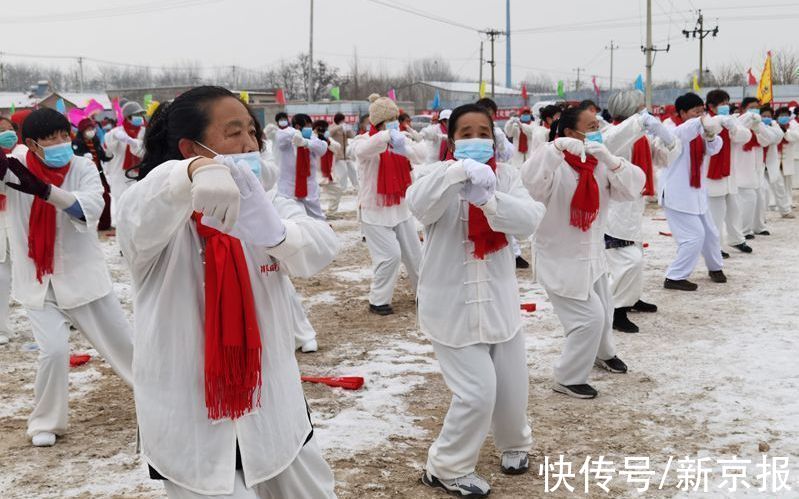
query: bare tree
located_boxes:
[520,73,555,93]
[772,49,799,85]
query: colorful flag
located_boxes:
[592,76,600,98]
[692,74,700,92]
[521,84,528,102]
[276,88,287,105]
[55,98,66,115]
[146,100,160,117]
[634,74,644,92]
[479,81,486,98]
[330,86,340,101]
[747,68,757,86]
[431,90,441,110]
[9,103,14,115]
[387,88,397,101]
[757,52,773,104]
[557,80,565,98]
[239,91,250,104]
[143,94,153,109]
[112,98,124,124]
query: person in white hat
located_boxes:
[505,106,546,168]
[351,94,424,315]
[420,109,452,164]
[104,100,146,225]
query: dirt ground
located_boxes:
[0,194,797,498]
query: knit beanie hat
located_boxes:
[368,93,399,126]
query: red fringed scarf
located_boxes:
[0,147,10,211]
[193,213,262,421]
[742,133,760,152]
[563,151,600,231]
[26,151,70,282]
[706,111,731,180]
[672,116,705,188]
[320,147,334,181]
[613,119,655,195]
[438,122,452,161]
[370,126,412,206]
[517,125,529,154]
[295,145,311,199]
[468,157,507,258]
[122,121,142,171]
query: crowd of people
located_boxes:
[0,83,796,498]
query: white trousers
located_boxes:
[361,219,421,306]
[320,180,344,214]
[664,208,723,280]
[510,236,522,257]
[289,287,317,348]
[426,331,533,480]
[784,174,794,201]
[707,194,745,247]
[606,245,643,309]
[26,289,134,437]
[334,159,358,191]
[546,275,616,386]
[738,187,763,235]
[164,439,337,499]
[0,254,11,334]
[766,169,792,215]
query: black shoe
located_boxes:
[631,299,658,313]
[613,308,639,333]
[368,303,394,316]
[515,256,530,269]
[732,243,753,254]
[745,234,755,240]
[721,250,730,259]
[553,383,598,399]
[595,356,628,373]
[757,230,770,236]
[709,270,727,283]
[664,278,698,291]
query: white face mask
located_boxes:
[84,129,96,140]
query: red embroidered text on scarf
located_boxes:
[122,121,142,171]
[563,151,600,231]
[468,157,508,258]
[193,214,262,421]
[672,115,705,189]
[295,145,311,198]
[26,150,70,282]
[370,126,412,206]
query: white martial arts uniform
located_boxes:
[522,143,645,386]
[658,118,724,280]
[0,144,27,338]
[274,127,328,220]
[603,115,679,308]
[329,123,359,191]
[117,158,338,498]
[705,114,752,247]
[779,120,799,200]
[735,120,780,235]
[504,119,547,167]
[2,154,133,438]
[407,159,544,479]
[762,122,791,216]
[420,124,448,164]
[319,138,344,215]
[103,125,144,224]
[352,130,423,307]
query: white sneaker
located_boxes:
[32,432,56,447]
[501,450,530,475]
[300,339,318,353]
[422,471,490,497]
[0,334,8,345]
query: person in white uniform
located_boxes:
[775,107,799,203]
[659,93,727,291]
[329,112,359,192]
[104,101,146,225]
[522,106,645,399]
[274,113,328,220]
[602,90,679,333]
[0,108,133,447]
[759,106,793,219]
[351,94,424,316]
[420,109,452,164]
[116,86,338,499]
[409,104,544,498]
[505,106,546,168]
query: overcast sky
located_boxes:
[3,0,798,89]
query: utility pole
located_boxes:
[605,40,619,92]
[77,57,84,93]
[353,46,359,98]
[505,0,511,88]
[308,0,314,102]
[682,9,718,87]
[231,65,238,89]
[641,0,670,109]
[482,29,504,97]
[573,67,585,91]
[479,40,484,86]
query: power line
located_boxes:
[363,0,480,32]
[0,0,223,24]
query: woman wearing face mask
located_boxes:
[0,108,134,446]
[72,118,114,231]
[104,101,146,225]
[274,113,328,220]
[420,109,452,163]
[759,106,793,220]
[521,106,645,399]
[505,106,543,167]
[117,86,338,498]
[408,104,544,498]
[315,119,344,216]
[776,106,799,201]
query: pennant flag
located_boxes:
[747,68,757,86]
[692,74,701,92]
[556,80,565,98]
[146,100,160,117]
[112,97,124,124]
[55,98,66,115]
[67,107,86,127]
[330,86,340,101]
[9,103,14,115]
[143,94,153,110]
[479,81,487,98]
[757,51,773,104]
[239,91,250,104]
[275,88,287,105]
[431,90,441,110]
[521,84,529,101]
[387,88,397,101]
[634,74,644,91]
[592,76,600,98]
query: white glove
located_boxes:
[641,112,661,129]
[644,116,676,147]
[291,131,308,148]
[585,141,621,169]
[191,163,241,232]
[461,182,494,206]
[748,113,762,128]
[701,115,723,136]
[554,137,585,157]
[202,159,286,247]
[462,158,497,191]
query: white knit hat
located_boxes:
[368,93,399,126]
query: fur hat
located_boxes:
[368,93,399,126]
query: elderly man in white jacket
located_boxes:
[0,108,133,448]
[408,104,545,498]
[352,94,424,316]
[274,113,328,220]
[602,90,679,334]
[505,107,547,167]
[522,106,645,400]
[103,101,146,224]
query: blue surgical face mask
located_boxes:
[0,130,18,149]
[581,130,604,144]
[520,114,532,123]
[453,138,495,164]
[37,141,74,168]
[301,127,313,139]
[384,120,400,131]
[747,108,761,116]
[130,116,144,127]
[716,104,730,116]
[778,116,792,126]
[196,142,263,177]
[763,117,773,126]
